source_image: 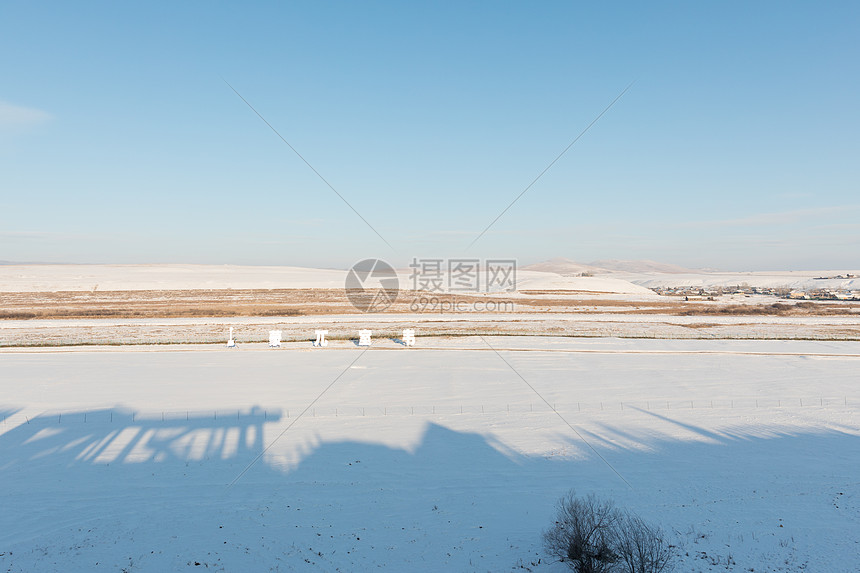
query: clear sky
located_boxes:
[1,1,858,270]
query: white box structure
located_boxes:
[358,329,372,346]
[313,330,329,347]
[269,330,282,348]
[227,327,236,348]
[403,329,416,347]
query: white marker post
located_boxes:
[403,329,416,347]
[227,327,236,348]
[358,329,372,346]
[313,330,329,347]
[269,330,282,348]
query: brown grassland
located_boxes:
[1,289,857,320]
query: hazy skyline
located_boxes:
[2,1,858,271]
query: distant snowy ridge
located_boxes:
[0,264,349,292]
[623,272,860,292]
[524,259,860,291]
[513,271,654,294]
[0,264,655,295]
[587,259,696,274]
[520,258,608,276]
[2,263,856,294]
[522,258,697,275]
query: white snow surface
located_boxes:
[5,263,858,294]
[513,272,654,294]
[524,258,860,291]
[2,336,859,571]
[614,271,860,292]
[0,264,349,292]
[0,264,671,295]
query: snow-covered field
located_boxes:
[0,264,349,292]
[13,263,857,295]
[0,264,654,295]
[618,271,860,292]
[523,259,860,292]
[2,337,858,571]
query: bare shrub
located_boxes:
[543,492,674,573]
[543,492,621,573]
[613,513,673,573]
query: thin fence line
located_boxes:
[225,348,369,489]
[7,396,852,425]
[479,335,633,489]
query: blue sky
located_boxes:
[1,1,858,270]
